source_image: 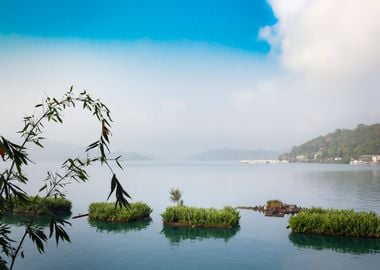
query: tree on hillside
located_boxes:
[0,88,130,269]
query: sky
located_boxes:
[0,0,380,158]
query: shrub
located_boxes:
[161,205,240,228]
[88,202,152,222]
[289,207,380,238]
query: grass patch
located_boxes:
[161,205,240,228]
[289,207,380,238]
[266,200,283,209]
[88,202,152,222]
[11,195,72,215]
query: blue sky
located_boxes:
[0,0,276,52]
[1,0,379,158]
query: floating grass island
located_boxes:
[88,202,152,222]
[161,205,240,229]
[10,195,72,215]
[289,208,380,238]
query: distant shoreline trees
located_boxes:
[279,123,380,163]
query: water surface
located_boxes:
[5,162,380,269]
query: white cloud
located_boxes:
[261,0,380,78]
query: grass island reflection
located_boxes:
[88,218,152,234]
[161,226,240,245]
[289,233,380,255]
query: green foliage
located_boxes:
[161,205,240,228]
[169,188,183,205]
[88,202,152,222]
[289,208,380,238]
[279,123,380,162]
[9,196,71,215]
[0,88,130,269]
[266,200,283,209]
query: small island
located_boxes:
[88,202,152,222]
[161,205,240,229]
[10,195,72,215]
[289,208,380,238]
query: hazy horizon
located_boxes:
[1,0,379,159]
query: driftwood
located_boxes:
[72,213,89,219]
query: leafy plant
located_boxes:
[0,88,130,269]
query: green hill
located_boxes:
[279,123,380,163]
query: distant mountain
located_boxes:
[279,123,380,163]
[186,148,281,161]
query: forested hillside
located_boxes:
[279,124,380,163]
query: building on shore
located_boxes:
[352,155,380,164]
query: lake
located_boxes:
[5,162,380,269]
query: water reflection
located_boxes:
[88,218,152,233]
[161,226,240,245]
[3,212,72,227]
[289,233,380,255]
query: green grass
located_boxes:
[161,205,240,228]
[289,207,380,238]
[11,195,72,215]
[266,200,283,209]
[88,202,152,222]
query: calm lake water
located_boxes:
[4,162,380,269]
